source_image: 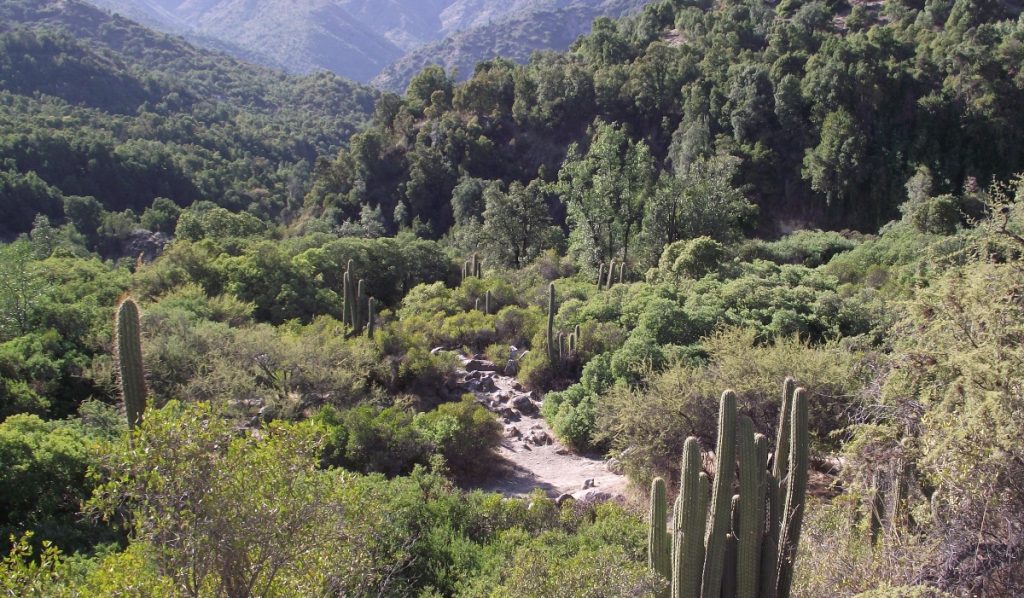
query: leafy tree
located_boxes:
[803,108,866,208]
[559,121,654,267]
[62,195,104,246]
[482,181,558,268]
[0,242,43,340]
[642,156,756,260]
[140,197,181,234]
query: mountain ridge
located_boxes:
[78,0,653,83]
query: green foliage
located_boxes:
[601,328,865,480]
[414,395,503,474]
[174,204,267,241]
[0,1,374,238]
[661,236,725,279]
[0,413,115,553]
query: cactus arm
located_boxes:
[675,437,705,598]
[776,388,809,598]
[546,283,556,363]
[650,477,671,596]
[700,390,737,598]
[736,416,762,598]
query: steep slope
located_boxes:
[373,0,650,91]
[192,0,404,81]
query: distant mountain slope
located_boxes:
[78,0,651,83]
[0,0,375,236]
[373,0,650,91]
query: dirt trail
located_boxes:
[453,355,628,500]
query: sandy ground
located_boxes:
[455,355,629,499]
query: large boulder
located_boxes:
[465,359,499,373]
[511,394,538,416]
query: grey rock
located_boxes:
[571,489,617,504]
[511,394,538,416]
[465,359,498,372]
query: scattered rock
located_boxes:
[511,394,538,416]
[498,407,519,421]
[478,377,497,392]
[465,359,499,372]
[555,447,570,455]
[555,493,575,506]
[527,431,552,446]
[506,427,522,439]
[120,229,169,263]
[512,382,525,392]
[582,478,595,490]
[465,370,483,380]
[520,443,532,451]
[606,458,624,475]
[571,489,617,504]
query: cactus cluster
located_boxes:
[867,458,910,543]
[115,297,147,429]
[596,261,627,289]
[341,260,376,337]
[462,253,483,281]
[546,283,579,364]
[648,379,809,598]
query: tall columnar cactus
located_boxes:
[475,298,481,311]
[366,297,376,339]
[618,261,626,284]
[701,390,737,598]
[606,260,616,289]
[471,253,479,278]
[870,470,885,544]
[345,260,357,329]
[597,263,606,288]
[462,261,470,282]
[650,380,810,598]
[776,388,809,598]
[116,297,146,429]
[737,416,760,598]
[484,291,491,315]
[546,282,556,363]
[673,437,706,598]
[649,477,671,597]
[342,268,351,327]
[354,279,366,332]
[557,332,565,361]
[760,378,795,598]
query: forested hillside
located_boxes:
[314,0,1023,246]
[0,0,375,239]
[2,0,1024,595]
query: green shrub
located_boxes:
[414,395,502,474]
[668,236,725,279]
